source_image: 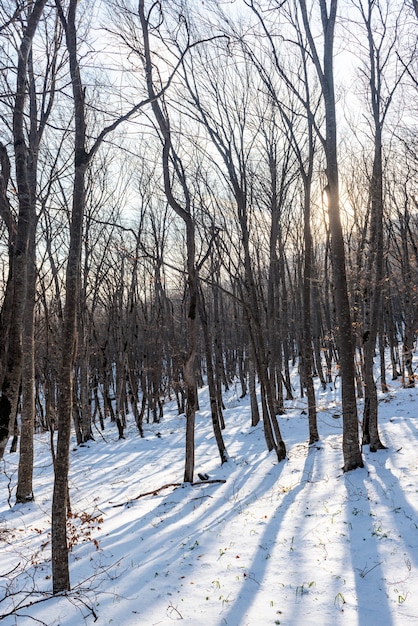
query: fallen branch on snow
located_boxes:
[111,479,226,508]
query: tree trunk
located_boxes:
[0,0,48,461]
[52,0,88,593]
[302,182,319,444]
[361,131,386,450]
[16,237,36,502]
[198,285,228,465]
[300,0,363,471]
[182,221,198,483]
[139,0,198,482]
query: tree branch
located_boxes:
[111,479,227,507]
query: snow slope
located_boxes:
[1,375,418,625]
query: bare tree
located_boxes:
[181,44,286,461]
[299,0,363,471]
[350,0,410,450]
[16,6,64,502]
[138,0,201,482]
[0,0,48,462]
[243,0,322,443]
[49,0,192,590]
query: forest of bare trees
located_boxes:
[0,0,417,593]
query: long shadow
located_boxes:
[219,443,316,625]
[344,470,394,626]
[79,437,289,618]
[344,426,418,626]
[372,464,418,566]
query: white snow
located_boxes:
[1,372,418,625]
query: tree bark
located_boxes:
[16,236,36,502]
[300,0,363,471]
[52,0,88,593]
[139,0,199,482]
[0,0,48,462]
[198,284,228,465]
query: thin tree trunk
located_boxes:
[0,0,48,461]
[139,0,198,482]
[300,0,362,471]
[52,0,88,593]
[198,285,228,464]
[302,184,319,444]
[16,241,36,502]
[248,354,260,427]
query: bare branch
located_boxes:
[111,479,227,507]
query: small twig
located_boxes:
[357,561,383,578]
[8,614,49,625]
[0,593,55,621]
[66,594,98,622]
[191,495,213,502]
[167,601,183,620]
[0,562,21,577]
[2,459,15,508]
[93,421,108,443]
[111,479,226,508]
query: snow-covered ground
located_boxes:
[1,370,418,625]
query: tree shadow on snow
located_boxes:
[219,442,317,626]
